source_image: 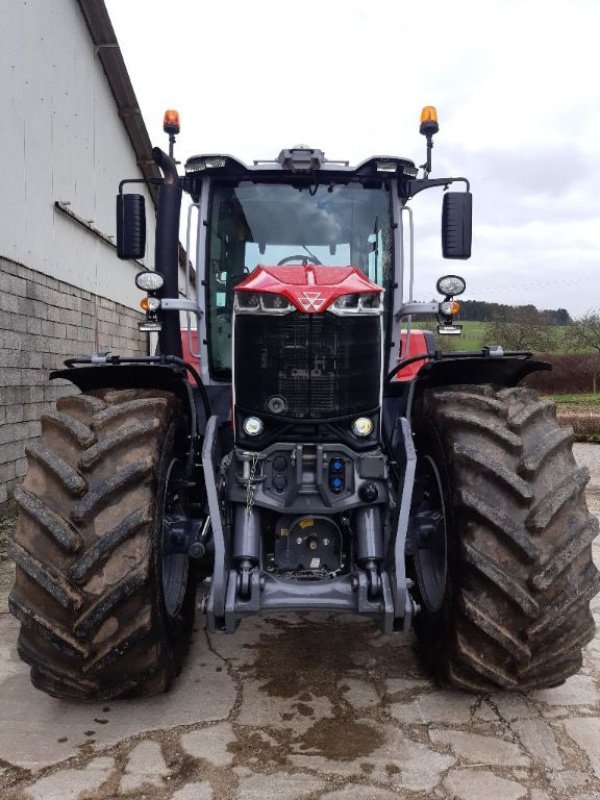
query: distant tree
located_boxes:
[458,300,572,325]
[554,308,572,325]
[570,311,600,392]
[485,307,556,352]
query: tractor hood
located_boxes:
[235,265,381,313]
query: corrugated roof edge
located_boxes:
[75,0,189,273]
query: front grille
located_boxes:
[234,313,381,419]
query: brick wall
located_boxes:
[0,257,148,504]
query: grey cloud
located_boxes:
[432,146,600,228]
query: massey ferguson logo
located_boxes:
[298,291,325,311]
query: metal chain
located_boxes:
[245,452,258,516]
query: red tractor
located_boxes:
[10,108,599,699]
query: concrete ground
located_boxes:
[0,445,599,800]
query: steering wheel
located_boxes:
[277,254,322,266]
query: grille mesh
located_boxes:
[235,313,381,419]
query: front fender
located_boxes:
[51,362,202,434]
[413,355,550,393]
[401,354,551,432]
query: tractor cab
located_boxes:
[182,148,418,383]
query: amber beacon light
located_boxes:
[163,109,180,135]
[420,105,439,136]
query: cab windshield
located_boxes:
[206,180,393,377]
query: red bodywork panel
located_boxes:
[235,264,381,313]
[395,330,434,381]
[181,329,201,374]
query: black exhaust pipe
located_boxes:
[153,147,183,358]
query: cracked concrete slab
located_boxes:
[429,728,530,767]
[119,740,169,792]
[443,768,528,800]
[24,757,115,800]
[237,772,326,799]
[0,619,236,769]
[388,689,476,724]
[489,692,542,721]
[290,723,456,792]
[339,677,380,707]
[321,788,399,800]
[0,445,599,800]
[512,719,563,770]
[533,674,600,707]
[181,722,236,767]
[563,716,600,777]
[171,782,214,800]
[235,680,335,734]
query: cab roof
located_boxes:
[184,146,418,179]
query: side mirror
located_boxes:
[116,194,146,260]
[442,192,472,259]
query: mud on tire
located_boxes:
[9,388,195,700]
[414,385,600,692]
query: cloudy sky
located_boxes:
[105,0,600,317]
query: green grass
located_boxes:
[452,321,486,348]
[552,394,600,405]
[552,396,600,443]
[417,320,571,353]
[428,321,576,354]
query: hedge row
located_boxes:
[523,353,600,395]
[555,407,600,442]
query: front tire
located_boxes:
[9,388,195,700]
[412,385,600,692]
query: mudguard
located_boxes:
[412,355,550,392]
[51,362,195,405]
[50,362,203,474]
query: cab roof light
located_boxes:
[375,158,420,177]
[401,163,419,178]
[376,159,399,173]
[185,155,227,173]
[163,109,180,135]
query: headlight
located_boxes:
[359,293,381,310]
[333,294,360,310]
[236,292,260,310]
[260,293,294,311]
[330,292,382,315]
[234,292,294,314]
[242,416,264,437]
[351,417,374,437]
[436,274,466,297]
[135,271,164,292]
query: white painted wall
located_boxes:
[0,0,164,311]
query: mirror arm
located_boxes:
[401,176,470,201]
[118,177,164,195]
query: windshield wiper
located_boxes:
[302,244,319,262]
